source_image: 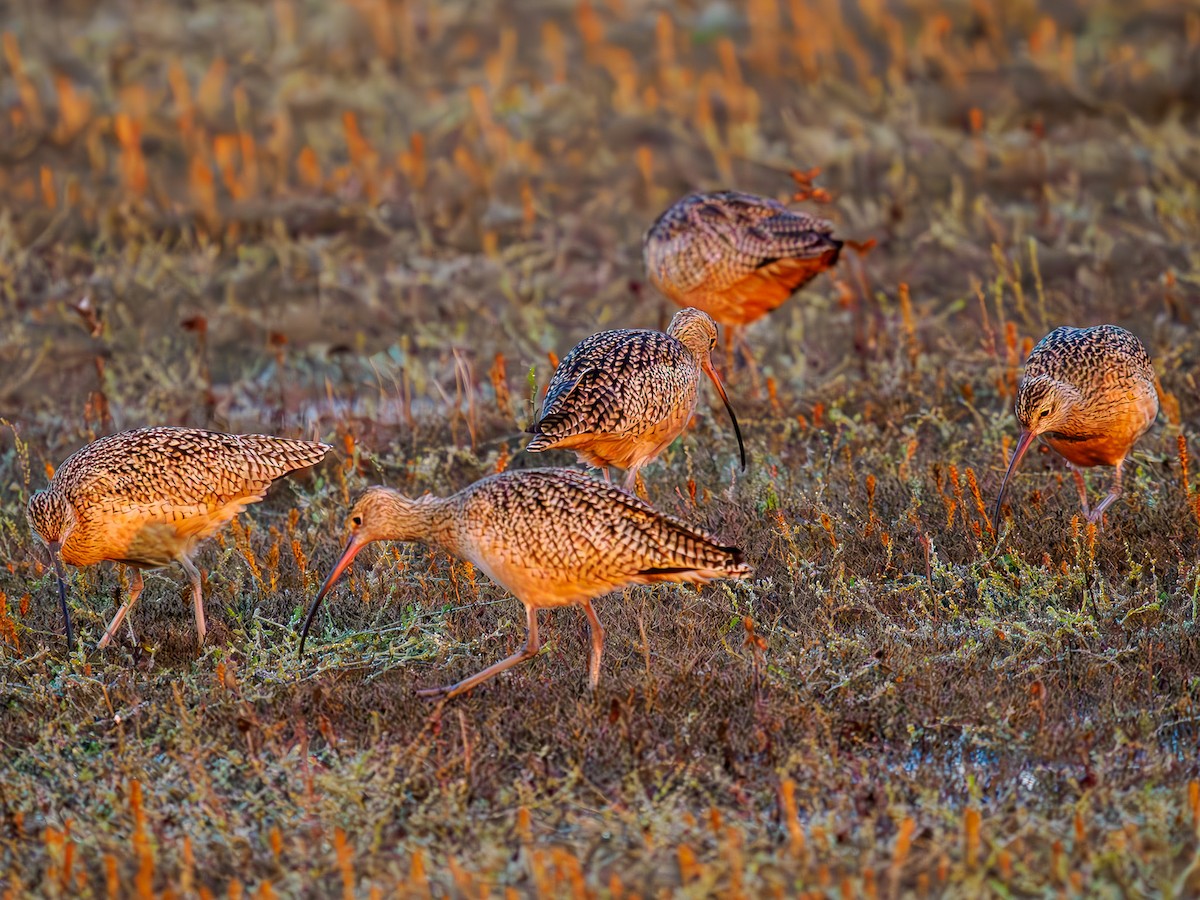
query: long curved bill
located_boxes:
[992,429,1037,535]
[702,359,747,472]
[298,533,367,658]
[48,541,73,650]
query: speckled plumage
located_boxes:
[643,190,843,327]
[526,308,744,488]
[27,426,331,648]
[993,325,1159,528]
[300,467,751,698]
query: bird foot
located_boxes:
[1083,492,1120,526]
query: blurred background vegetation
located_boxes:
[1,0,1199,896]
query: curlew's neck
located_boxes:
[667,327,711,363]
[1047,383,1092,437]
[373,490,457,548]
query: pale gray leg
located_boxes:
[582,600,606,692]
[1088,460,1124,523]
[417,604,541,700]
[98,568,145,649]
[622,465,648,498]
[622,467,638,492]
[179,556,206,646]
[124,569,140,645]
[734,326,764,399]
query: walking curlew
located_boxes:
[643,190,843,365]
[299,468,751,699]
[525,307,745,490]
[27,426,331,649]
[992,325,1159,530]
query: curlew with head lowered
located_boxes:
[27,426,330,649]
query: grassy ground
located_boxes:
[2,0,1200,896]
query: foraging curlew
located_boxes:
[525,307,745,490]
[27,426,331,649]
[299,468,750,699]
[992,325,1159,529]
[643,190,842,349]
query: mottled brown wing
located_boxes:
[646,191,839,298]
[467,468,749,578]
[55,427,327,511]
[531,331,689,440]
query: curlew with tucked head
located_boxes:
[643,190,842,380]
[992,325,1159,530]
[300,468,751,699]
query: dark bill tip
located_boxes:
[703,360,746,473]
[46,542,74,651]
[992,430,1037,537]
[298,534,364,658]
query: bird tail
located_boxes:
[762,213,843,261]
[722,545,751,574]
[242,435,332,475]
[701,543,752,579]
[638,559,751,584]
[525,406,584,451]
[638,542,751,583]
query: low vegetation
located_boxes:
[1,0,1198,896]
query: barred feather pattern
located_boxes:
[28,426,331,568]
[643,190,843,326]
[525,308,727,485]
[344,468,751,610]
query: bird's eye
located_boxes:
[1039,409,1050,418]
[709,337,717,351]
[351,515,362,527]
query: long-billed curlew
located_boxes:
[992,325,1159,529]
[525,307,745,490]
[299,468,750,699]
[27,426,331,649]
[643,190,843,365]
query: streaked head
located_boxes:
[298,487,431,656]
[667,307,719,359]
[1015,375,1080,436]
[27,488,75,547]
[26,488,77,649]
[667,308,746,473]
[993,376,1083,533]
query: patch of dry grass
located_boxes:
[1,0,1199,895]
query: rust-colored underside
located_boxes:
[61,496,259,568]
[541,411,690,473]
[674,250,841,327]
[1044,434,1133,468]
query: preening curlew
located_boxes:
[299,468,751,699]
[643,189,842,337]
[27,426,331,648]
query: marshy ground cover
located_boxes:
[1,0,1199,895]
